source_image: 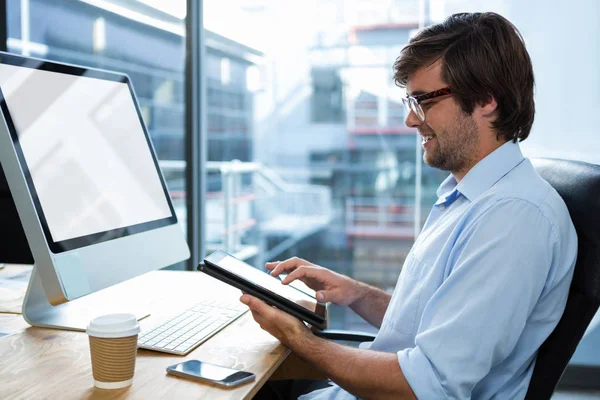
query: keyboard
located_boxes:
[138,299,248,355]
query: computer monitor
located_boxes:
[0,52,190,330]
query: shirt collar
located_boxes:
[435,140,525,204]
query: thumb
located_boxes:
[240,294,266,313]
[316,290,330,303]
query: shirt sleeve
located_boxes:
[397,198,559,399]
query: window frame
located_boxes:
[185,0,206,270]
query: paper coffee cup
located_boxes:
[86,313,140,389]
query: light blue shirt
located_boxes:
[302,141,577,399]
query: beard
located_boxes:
[420,110,479,174]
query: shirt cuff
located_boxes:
[398,346,448,399]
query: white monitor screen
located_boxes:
[0,64,172,242]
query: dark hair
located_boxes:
[393,12,535,142]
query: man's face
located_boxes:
[405,61,479,177]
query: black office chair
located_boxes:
[525,158,600,398]
[317,158,600,399]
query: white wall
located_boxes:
[506,0,600,164]
[437,0,600,164]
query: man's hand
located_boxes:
[240,294,311,347]
[267,257,363,306]
[241,294,415,400]
[268,257,392,328]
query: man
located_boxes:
[245,12,577,399]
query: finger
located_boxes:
[315,290,329,302]
[248,310,272,334]
[240,294,268,315]
[265,261,281,270]
[269,257,298,276]
[271,257,308,277]
[248,309,265,326]
[282,266,322,285]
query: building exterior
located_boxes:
[216,0,448,330]
[242,0,447,292]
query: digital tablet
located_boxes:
[277,273,317,299]
[200,250,327,330]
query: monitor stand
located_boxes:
[22,265,150,331]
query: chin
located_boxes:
[424,155,448,171]
[423,153,436,168]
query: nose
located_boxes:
[405,109,422,129]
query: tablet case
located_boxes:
[199,251,327,330]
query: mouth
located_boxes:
[421,135,436,145]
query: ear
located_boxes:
[476,95,498,119]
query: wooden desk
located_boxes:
[0,270,290,399]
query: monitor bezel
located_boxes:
[0,51,179,254]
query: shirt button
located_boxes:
[439,204,446,211]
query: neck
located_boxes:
[452,138,508,182]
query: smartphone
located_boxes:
[166,360,255,387]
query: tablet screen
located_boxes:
[210,254,321,315]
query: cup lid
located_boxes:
[86,313,140,338]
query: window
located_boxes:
[7,0,187,268]
[203,0,439,332]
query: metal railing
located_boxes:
[345,196,419,239]
[255,165,331,220]
[159,160,332,260]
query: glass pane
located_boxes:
[202,0,442,333]
[7,0,187,269]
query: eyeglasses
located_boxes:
[402,87,452,122]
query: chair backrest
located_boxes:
[526,158,600,399]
